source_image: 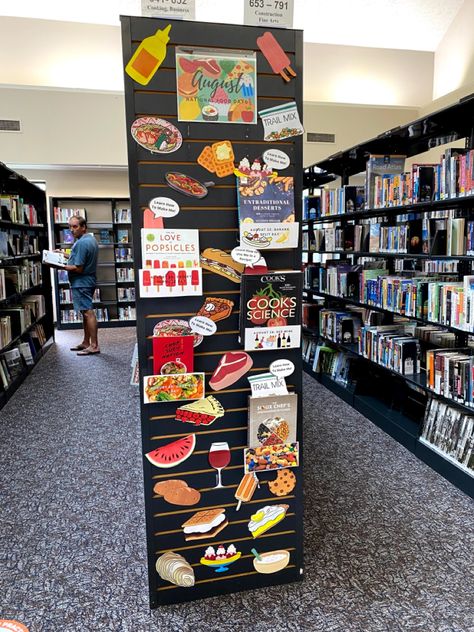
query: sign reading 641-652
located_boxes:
[141,0,195,20]
[244,0,294,29]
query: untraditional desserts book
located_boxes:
[240,271,302,351]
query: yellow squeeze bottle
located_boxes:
[125,24,171,86]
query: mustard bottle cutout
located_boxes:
[125,24,171,86]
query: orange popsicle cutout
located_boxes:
[256,32,297,82]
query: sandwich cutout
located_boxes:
[210,352,253,391]
[200,248,244,283]
[181,508,228,541]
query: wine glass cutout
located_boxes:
[208,442,230,489]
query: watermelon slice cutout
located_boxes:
[146,434,196,468]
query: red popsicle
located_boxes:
[256,32,297,82]
[165,270,176,290]
[178,270,187,291]
[153,275,163,293]
[191,269,200,291]
[142,270,151,293]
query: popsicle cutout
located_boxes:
[126,24,171,85]
[257,32,296,82]
[235,472,258,510]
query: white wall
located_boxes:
[433,0,474,101]
[14,168,130,199]
[304,43,433,107]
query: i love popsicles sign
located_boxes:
[139,228,202,297]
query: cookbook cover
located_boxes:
[240,271,302,351]
[248,393,298,448]
[152,335,194,375]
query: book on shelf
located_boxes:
[98,229,113,245]
[1,347,25,379]
[54,207,87,223]
[240,271,302,351]
[114,208,131,223]
[59,229,74,245]
[116,229,129,243]
[0,270,5,301]
[365,154,406,209]
[421,398,474,472]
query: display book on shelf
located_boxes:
[302,93,474,497]
[0,161,54,409]
[50,198,136,328]
[121,15,304,607]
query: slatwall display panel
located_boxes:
[121,15,304,607]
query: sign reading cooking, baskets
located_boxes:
[176,47,257,124]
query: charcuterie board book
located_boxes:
[121,14,304,607]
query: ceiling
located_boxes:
[0,0,465,51]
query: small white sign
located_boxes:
[244,0,294,29]
[189,316,217,336]
[263,149,290,171]
[149,197,180,218]
[231,245,261,265]
[141,0,195,20]
[259,102,304,142]
[248,372,288,398]
[269,359,295,378]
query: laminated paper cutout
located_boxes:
[153,479,201,506]
[200,544,241,573]
[258,102,304,142]
[244,442,299,473]
[165,172,210,198]
[234,472,258,510]
[176,47,257,124]
[126,24,171,85]
[131,117,182,154]
[268,469,296,497]
[197,141,235,178]
[153,318,203,347]
[156,552,195,587]
[247,504,288,538]
[195,297,234,323]
[252,549,290,574]
[181,508,228,541]
[200,248,244,283]
[143,373,205,403]
[209,351,253,391]
[175,395,225,426]
[146,434,196,468]
[256,32,296,82]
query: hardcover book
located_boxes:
[240,271,302,351]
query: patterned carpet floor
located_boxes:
[0,328,473,632]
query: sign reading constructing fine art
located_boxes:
[176,47,257,124]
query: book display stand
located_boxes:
[121,15,304,606]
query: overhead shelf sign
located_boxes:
[244,0,294,29]
[141,0,196,20]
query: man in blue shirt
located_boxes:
[64,216,100,355]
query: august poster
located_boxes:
[176,47,257,124]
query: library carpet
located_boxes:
[0,328,473,632]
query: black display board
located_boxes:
[121,15,304,607]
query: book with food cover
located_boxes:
[236,159,298,249]
[240,271,302,351]
[248,393,298,448]
[152,335,194,375]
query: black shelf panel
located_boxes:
[313,92,474,177]
[302,194,474,223]
[0,219,45,231]
[57,319,136,330]
[415,439,473,498]
[303,250,474,261]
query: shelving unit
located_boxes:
[302,94,474,497]
[50,197,136,329]
[0,161,54,409]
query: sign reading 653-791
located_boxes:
[141,0,196,20]
[244,0,294,29]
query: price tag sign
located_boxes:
[244,0,294,29]
[141,0,196,20]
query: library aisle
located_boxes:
[1,329,473,631]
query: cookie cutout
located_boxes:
[268,469,296,497]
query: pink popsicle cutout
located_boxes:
[256,32,297,82]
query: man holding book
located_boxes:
[63,216,100,355]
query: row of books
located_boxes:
[114,208,132,224]
[0,297,45,343]
[0,323,48,391]
[1,262,42,296]
[116,268,135,282]
[0,231,41,258]
[302,336,352,386]
[317,186,365,218]
[421,398,474,473]
[118,306,136,320]
[0,314,12,349]
[1,195,40,225]
[358,324,420,376]
[115,247,133,262]
[53,207,87,223]
[365,149,474,209]
[117,287,136,302]
[426,347,474,406]
[60,308,109,324]
[394,259,459,274]
[59,288,101,304]
[319,309,361,344]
